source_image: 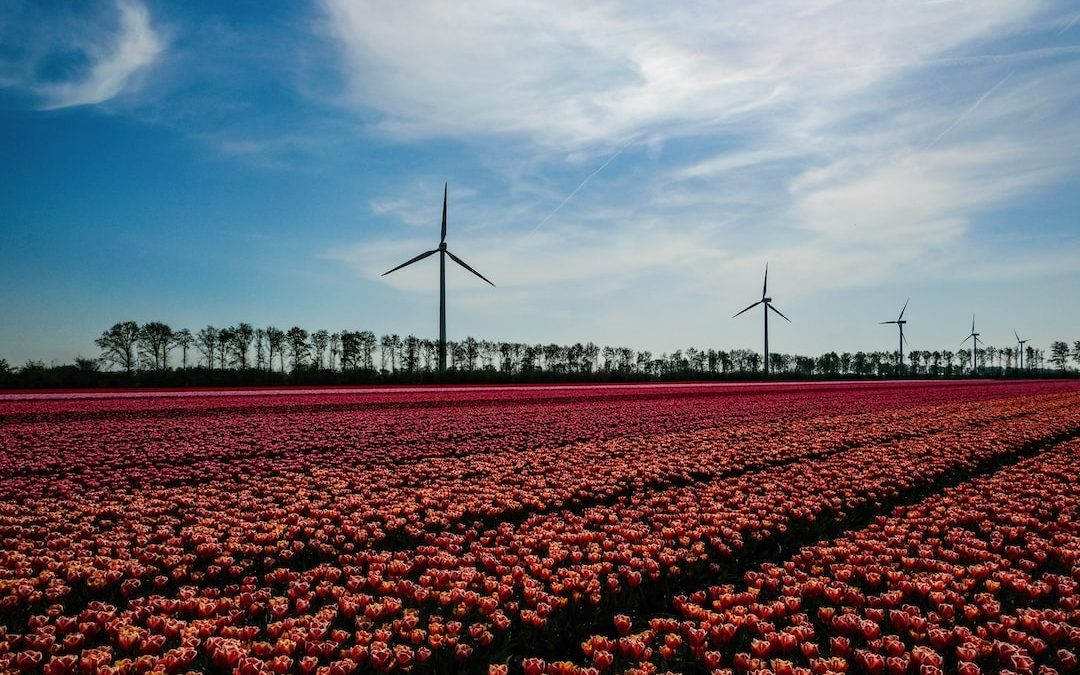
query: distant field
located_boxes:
[2,381,1079,674]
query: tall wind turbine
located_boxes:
[733,263,790,375]
[961,315,981,374]
[880,299,909,367]
[382,184,494,371]
[1014,329,1028,370]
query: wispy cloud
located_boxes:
[317,0,1080,308]
[44,0,163,110]
[318,0,1040,149]
[1,0,163,110]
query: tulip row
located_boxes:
[560,437,1080,675]
[0,392,1064,625]
[3,381,1070,503]
[1,387,1077,673]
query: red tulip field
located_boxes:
[1,380,1079,674]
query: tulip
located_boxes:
[593,650,614,670]
[523,658,546,675]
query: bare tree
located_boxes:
[379,334,392,372]
[403,335,421,373]
[1050,341,1070,371]
[139,321,175,371]
[231,323,255,369]
[391,334,403,371]
[174,328,193,369]
[328,332,341,371]
[340,331,359,370]
[216,326,234,369]
[96,322,141,375]
[311,329,330,370]
[266,327,285,372]
[196,326,219,370]
[286,327,309,373]
[254,328,267,370]
[359,331,377,370]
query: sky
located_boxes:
[1,0,1079,366]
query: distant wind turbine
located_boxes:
[382,183,494,371]
[960,315,981,374]
[1014,329,1028,370]
[880,299,910,367]
[733,263,790,375]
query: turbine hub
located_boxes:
[763,297,771,303]
[438,242,447,251]
[897,320,906,325]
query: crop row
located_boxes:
[2,382,1069,502]
[1,392,1077,673]
[0,394,1062,620]
[558,437,1080,675]
[1,381,1064,420]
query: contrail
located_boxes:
[1060,13,1080,35]
[524,137,636,239]
[928,71,1012,148]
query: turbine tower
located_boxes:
[382,183,494,371]
[733,262,790,375]
[960,315,981,374]
[880,298,909,367]
[1014,329,1028,370]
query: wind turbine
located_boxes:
[382,183,494,371]
[960,315,981,374]
[733,262,790,375]
[1014,329,1028,370]
[880,299,909,367]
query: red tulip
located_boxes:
[523,658,546,675]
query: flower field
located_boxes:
[1,381,1078,674]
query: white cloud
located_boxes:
[318,0,1043,149]
[30,1,163,110]
[315,0,1080,351]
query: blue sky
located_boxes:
[2,0,1079,365]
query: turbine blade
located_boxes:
[382,249,438,276]
[960,334,972,346]
[441,183,448,243]
[445,249,495,286]
[732,300,762,318]
[971,314,975,333]
[880,320,897,325]
[768,303,791,322]
[762,262,769,300]
[1014,328,1020,342]
[898,297,909,321]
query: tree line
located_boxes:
[2,320,1079,388]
